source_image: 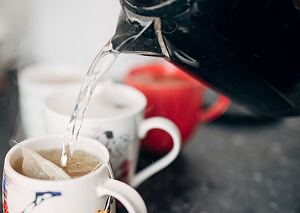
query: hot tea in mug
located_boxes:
[2,135,147,213]
[12,148,102,179]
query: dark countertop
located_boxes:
[1,71,300,213]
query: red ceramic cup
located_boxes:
[124,63,231,155]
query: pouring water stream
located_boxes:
[60,41,119,167]
[60,13,155,167]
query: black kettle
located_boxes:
[111,0,300,117]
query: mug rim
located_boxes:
[18,62,85,86]
[4,134,110,185]
[44,82,147,121]
[125,62,204,90]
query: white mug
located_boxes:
[18,62,85,139]
[43,82,181,188]
[2,134,147,213]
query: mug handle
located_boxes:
[130,117,181,188]
[197,93,231,123]
[97,178,147,213]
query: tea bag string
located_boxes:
[89,162,114,212]
[90,162,104,173]
[103,162,114,211]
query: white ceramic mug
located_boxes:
[18,62,85,139]
[2,134,147,213]
[43,82,181,188]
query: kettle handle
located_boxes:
[197,94,231,123]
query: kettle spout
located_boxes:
[111,8,169,59]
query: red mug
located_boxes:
[124,62,231,154]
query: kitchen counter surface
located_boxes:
[1,71,300,213]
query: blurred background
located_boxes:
[0,0,159,82]
[0,0,300,212]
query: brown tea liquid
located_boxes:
[12,149,102,179]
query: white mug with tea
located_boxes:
[2,134,147,213]
[18,62,85,139]
[43,81,181,188]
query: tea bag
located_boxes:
[19,143,71,180]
